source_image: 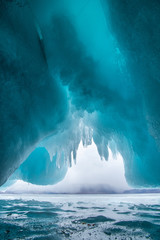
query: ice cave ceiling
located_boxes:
[0,0,160,187]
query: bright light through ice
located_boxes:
[4,142,130,194]
[51,141,130,193]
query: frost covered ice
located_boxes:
[0,194,160,239]
[0,0,160,187]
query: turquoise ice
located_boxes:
[0,0,160,187]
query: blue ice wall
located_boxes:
[0,0,68,185]
[0,0,160,187]
[12,147,68,185]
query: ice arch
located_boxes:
[0,0,160,187]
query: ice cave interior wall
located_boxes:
[0,0,160,187]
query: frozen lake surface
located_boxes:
[0,194,160,239]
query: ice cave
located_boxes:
[1,1,160,239]
[0,0,160,188]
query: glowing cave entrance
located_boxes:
[1,140,130,194]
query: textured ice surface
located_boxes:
[11,147,68,185]
[0,194,160,239]
[0,0,160,186]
